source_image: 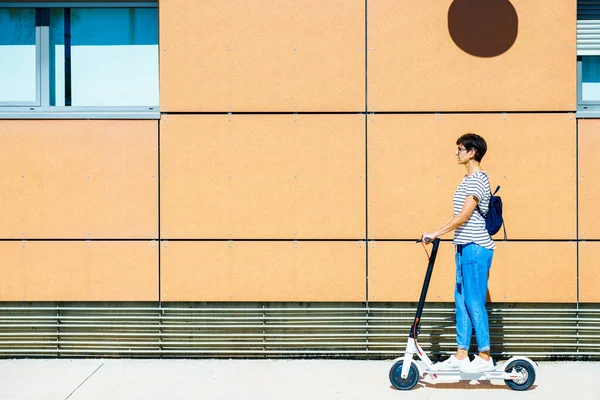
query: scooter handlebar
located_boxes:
[416,237,440,245]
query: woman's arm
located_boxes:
[422,196,479,243]
[432,215,454,233]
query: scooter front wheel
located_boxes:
[504,359,536,391]
[389,360,419,390]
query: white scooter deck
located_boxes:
[394,337,536,382]
[417,360,528,381]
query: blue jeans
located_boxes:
[454,243,494,352]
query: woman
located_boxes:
[421,133,495,373]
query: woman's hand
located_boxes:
[421,232,437,245]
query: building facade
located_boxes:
[0,0,598,358]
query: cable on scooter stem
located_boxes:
[420,242,430,261]
[412,318,422,355]
[411,238,425,353]
[411,238,440,348]
[416,237,431,261]
[412,238,430,348]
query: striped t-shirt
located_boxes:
[453,171,495,250]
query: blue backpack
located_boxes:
[478,185,506,240]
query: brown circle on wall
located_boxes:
[448,0,518,58]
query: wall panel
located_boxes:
[368,0,576,111]
[578,119,600,239]
[579,242,600,302]
[368,241,456,302]
[488,242,576,302]
[368,113,576,240]
[0,241,158,301]
[159,0,365,112]
[161,114,365,239]
[369,241,576,302]
[0,120,158,239]
[161,241,366,301]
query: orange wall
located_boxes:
[368,0,576,111]
[0,1,585,303]
[160,114,365,239]
[0,120,158,239]
[579,242,600,303]
[161,241,365,302]
[0,241,158,301]
[368,113,576,240]
[578,119,600,302]
[0,120,159,301]
[578,119,600,239]
[368,242,576,303]
[159,0,365,112]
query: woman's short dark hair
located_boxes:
[457,133,487,162]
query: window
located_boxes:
[578,1,600,113]
[580,56,600,104]
[0,3,158,118]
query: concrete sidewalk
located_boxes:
[0,359,598,400]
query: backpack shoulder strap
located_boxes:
[476,185,499,215]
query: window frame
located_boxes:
[0,2,159,119]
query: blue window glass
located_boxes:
[582,56,600,102]
[68,8,159,106]
[47,7,159,107]
[0,8,38,104]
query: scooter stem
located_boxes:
[409,238,440,339]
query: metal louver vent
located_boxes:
[0,302,598,360]
[578,0,600,54]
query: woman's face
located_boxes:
[455,144,474,164]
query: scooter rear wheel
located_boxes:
[389,360,419,390]
[504,359,536,391]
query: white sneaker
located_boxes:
[435,355,470,370]
[460,355,495,373]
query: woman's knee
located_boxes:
[465,298,486,316]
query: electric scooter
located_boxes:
[389,238,538,391]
